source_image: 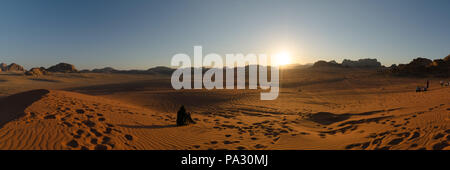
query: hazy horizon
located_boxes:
[1,0,449,70]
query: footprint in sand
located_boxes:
[361,142,370,149]
[433,133,445,140]
[254,144,266,149]
[63,121,73,127]
[94,144,108,150]
[82,120,96,127]
[408,132,420,140]
[90,138,98,144]
[432,141,449,150]
[223,141,233,144]
[66,140,79,148]
[124,134,133,141]
[345,143,361,149]
[396,132,410,138]
[104,127,112,134]
[387,138,403,145]
[236,146,246,150]
[89,128,103,137]
[44,114,56,119]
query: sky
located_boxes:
[0,0,449,70]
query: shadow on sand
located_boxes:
[28,78,60,83]
[118,124,177,129]
[65,79,171,95]
[0,89,50,128]
[307,108,402,125]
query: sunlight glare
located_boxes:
[274,51,291,66]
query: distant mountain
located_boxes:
[147,66,174,75]
[312,58,382,68]
[312,60,341,68]
[8,63,25,72]
[0,63,25,72]
[82,66,174,75]
[342,58,382,68]
[388,55,450,77]
[91,67,118,73]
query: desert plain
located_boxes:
[0,65,449,150]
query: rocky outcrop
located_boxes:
[0,63,7,71]
[6,63,25,72]
[47,63,78,73]
[444,54,450,62]
[396,58,432,76]
[176,105,196,126]
[25,67,48,76]
[390,55,450,77]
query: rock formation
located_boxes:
[6,63,25,72]
[25,67,48,76]
[390,55,450,77]
[47,63,78,73]
[0,63,7,71]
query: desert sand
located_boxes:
[0,68,449,150]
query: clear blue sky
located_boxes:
[0,0,449,70]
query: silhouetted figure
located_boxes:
[426,80,429,89]
[176,105,196,126]
[416,86,421,92]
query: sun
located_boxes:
[273,51,291,66]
